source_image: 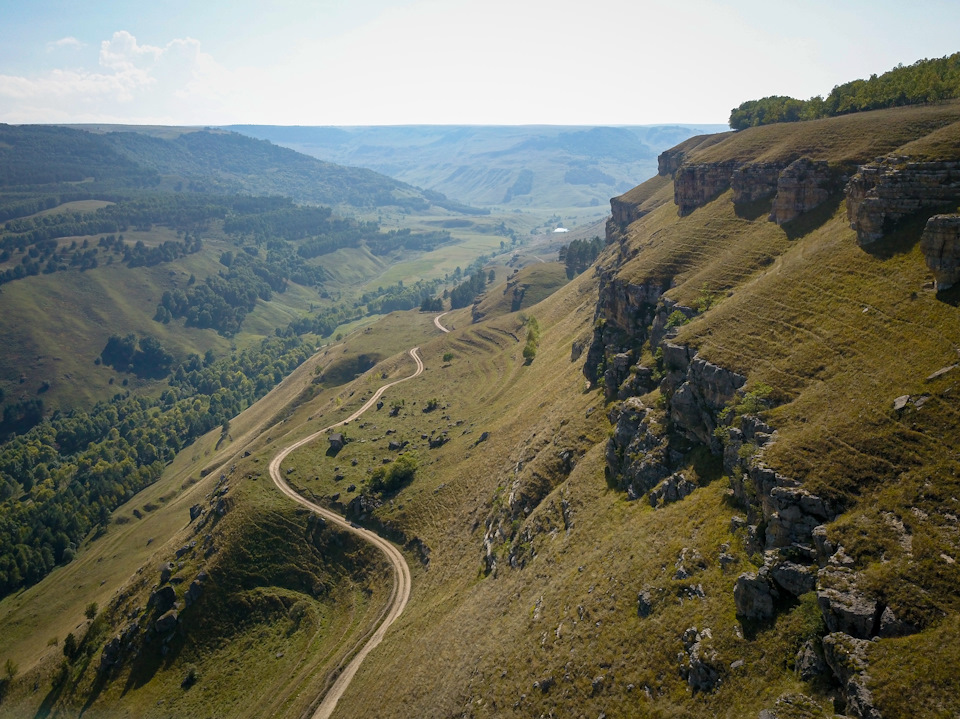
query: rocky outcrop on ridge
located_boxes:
[731,163,782,203]
[674,161,740,216]
[664,152,836,224]
[610,194,650,228]
[920,213,960,290]
[846,157,960,244]
[769,158,834,224]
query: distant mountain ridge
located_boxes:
[224,124,728,212]
[45,124,477,212]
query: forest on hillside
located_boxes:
[729,52,960,129]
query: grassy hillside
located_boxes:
[5,101,960,719]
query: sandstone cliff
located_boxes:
[921,213,960,290]
[846,158,960,245]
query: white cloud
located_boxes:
[0,31,232,124]
[47,37,85,51]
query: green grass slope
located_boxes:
[5,103,960,719]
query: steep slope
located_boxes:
[301,102,960,718]
[5,102,960,719]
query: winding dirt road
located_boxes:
[269,348,423,719]
[433,312,450,333]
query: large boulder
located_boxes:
[150,585,177,613]
[794,640,829,682]
[921,213,960,290]
[822,633,882,719]
[817,566,881,638]
[770,558,817,598]
[734,569,779,621]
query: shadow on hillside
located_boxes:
[781,193,845,241]
[120,629,186,696]
[860,209,940,259]
[32,679,64,719]
[937,283,960,307]
[733,197,773,222]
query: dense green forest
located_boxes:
[558,235,605,278]
[729,52,960,129]
[0,336,312,597]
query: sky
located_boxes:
[0,0,957,127]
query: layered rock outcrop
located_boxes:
[674,162,740,216]
[846,158,960,244]
[731,163,781,204]
[769,158,833,224]
[664,152,835,224]
[658,147,687,177]
[920,213,960,290]
[610,194,650,228]
[666,349,746,449]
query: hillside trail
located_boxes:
[269,347,423,719]
[434,312,451,333]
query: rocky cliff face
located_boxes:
[609,194,650,230]
[846,158,960,244]
[920,213,960,290]
[674,161,740,216]
[658,147,687,177]
[665,153,836,224]
[769,158,834,224]
[588,138,938,716]
[730,163,782,204]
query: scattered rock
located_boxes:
[678,627,720,693]
[757,693,827,719]
[99,636,122,673]
[189,504,203,521]
[534,676,555,693]
[184,579,203,607]
[649,473,697,508]
[893,394,910,411]
[637,589,654,618]
[926,363,958,381]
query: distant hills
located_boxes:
[224,124,727,212]
[39,124,477,213]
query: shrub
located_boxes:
[665,310,690,329]
[369,453,418,494]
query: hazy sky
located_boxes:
[0,0,957,126]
